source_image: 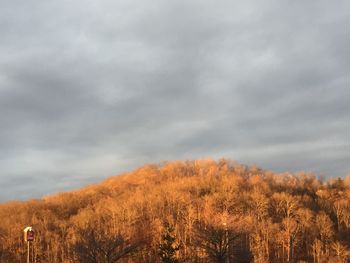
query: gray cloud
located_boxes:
[1,0,350,201]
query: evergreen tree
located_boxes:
[158,223,180,263]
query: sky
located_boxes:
[1,0,350,201]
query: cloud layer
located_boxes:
[1,0,350,200]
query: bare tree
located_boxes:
[72,228,142,263]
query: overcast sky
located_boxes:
[1,0,350,201]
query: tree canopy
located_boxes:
[0,159,350,262]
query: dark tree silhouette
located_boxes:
[158,223,180,263]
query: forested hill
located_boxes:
[1,159,350,263]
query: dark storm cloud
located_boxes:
[1,0,350,201]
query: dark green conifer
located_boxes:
[158,223,180,263]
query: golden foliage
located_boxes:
[0,159,349,263]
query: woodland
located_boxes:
[0,159,350,263]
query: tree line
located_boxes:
[0,159,350,262]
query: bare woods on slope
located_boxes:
[1,159,350,263]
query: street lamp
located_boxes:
[23,227,35,263]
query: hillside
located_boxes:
[1,159,350,263]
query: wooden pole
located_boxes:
[27,241,30,263]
